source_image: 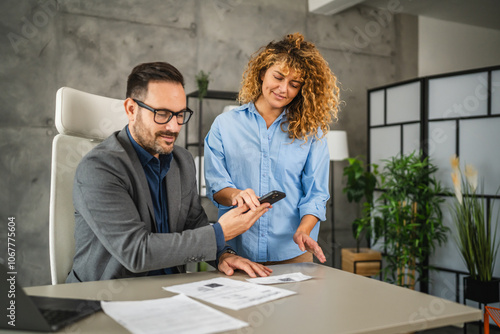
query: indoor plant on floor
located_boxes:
[450,155,500,304]
[377,151,448,289]
[341,157,383,276]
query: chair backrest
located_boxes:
[49,87,128,284]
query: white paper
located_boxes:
[163,277,296,310]
[101,294,248,334]
[246,272,313,285]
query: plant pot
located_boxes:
[464,277,500,304]
[197,80,208,100]
[341,248,382,277]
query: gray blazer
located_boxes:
[67,127,217,283]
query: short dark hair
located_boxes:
[126,62,185,99]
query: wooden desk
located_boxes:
[20,263,480,333]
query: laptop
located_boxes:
[1,264,102,332]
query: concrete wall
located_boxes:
[419,16,500,76]
[0,0,417,286]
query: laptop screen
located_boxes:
[1,264,101,332]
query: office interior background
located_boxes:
[1,0,500,307]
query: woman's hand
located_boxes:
[230,188,261,211]
[293,230,326,263]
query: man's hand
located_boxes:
[218,203,270,241]
[293,231,326,263]
[218,253,272,278]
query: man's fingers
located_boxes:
[219,203,270,241]
[255,202,271,212]
[240,264,257,278]
[242,202,270,217]
[230,205,248,214]
[219,256,272,278]
[225,258,257,278]
[239,262,272,278]
[218,260,234,276]
[252,264,272,277]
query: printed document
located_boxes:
[246,272,313,284]
[101,294,248,334]
[163,277,296,310]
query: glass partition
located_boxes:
[428,71,489,120]
[369,89,385,126]
[370,126,400,169]
[459,117,500,196]
[492,70,500,115]
[387,81,421,124]
[368,65,500,302]
[402,123,420,155]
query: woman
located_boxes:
[204,32,340,264]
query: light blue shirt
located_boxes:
[204,102,330,262]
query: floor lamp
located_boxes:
[326,131,349,268]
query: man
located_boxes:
[67,62,272,283]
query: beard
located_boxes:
[132,112,178,156]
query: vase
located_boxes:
[464,277,500,304]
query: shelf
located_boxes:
[187,90,238,101]
[186,142,205,148]
[184,90,239,195]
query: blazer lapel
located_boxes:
[117,128,156,232]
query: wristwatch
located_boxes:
[223,249,237,256]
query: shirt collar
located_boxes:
[248,102,287,124]
[126,125,173,169]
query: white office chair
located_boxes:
[49,87,128,284]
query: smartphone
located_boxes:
[259,190,286,205]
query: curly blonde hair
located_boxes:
[239,33,340,141]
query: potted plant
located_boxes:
[449,155,500,304]
[195,70,210,100]
[341,157,383,276]
[377,151,448,289]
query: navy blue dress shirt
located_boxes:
[126,127,227,275]
[127,126,175,275]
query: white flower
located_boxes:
[450,155,463,204]
[464,164,478,193]
[450,154,460,173]
[451,170,462,205]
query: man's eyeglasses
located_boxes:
[133,99,193,125]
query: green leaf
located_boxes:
[374,150,450,288]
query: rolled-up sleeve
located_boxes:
[297,134,330,222]
[204,117,236,207]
